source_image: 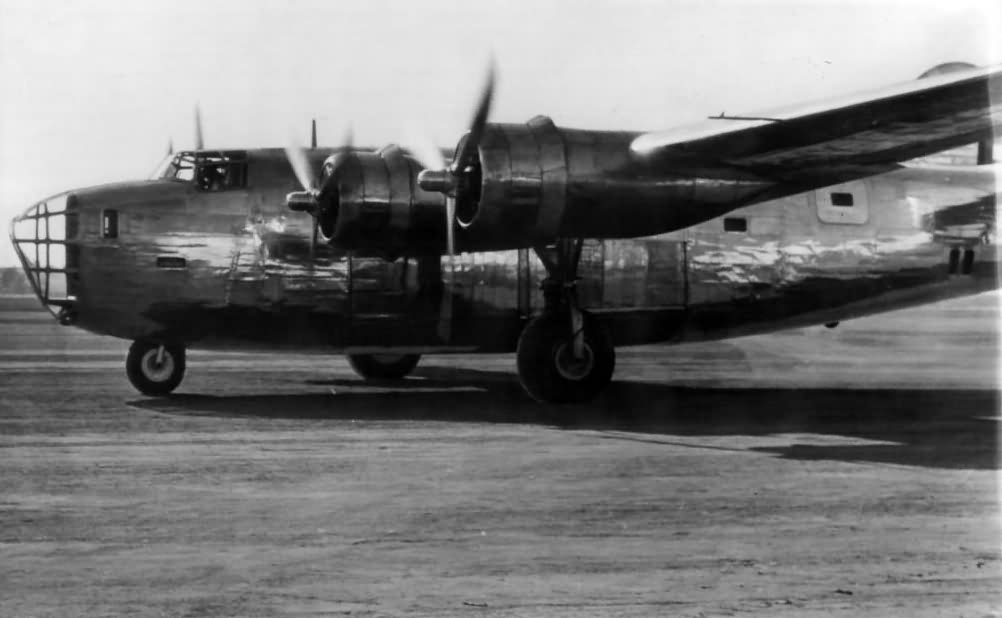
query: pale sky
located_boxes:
[1,0,999,266]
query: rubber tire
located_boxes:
[347,354,421,380]
[516,312,615,403]
[126,341,186,396]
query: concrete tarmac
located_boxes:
[1,294,1000,617]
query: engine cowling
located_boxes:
[448,116,765,251]
[318,145,447,256]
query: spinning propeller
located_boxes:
[408,61,496,340]
[285,120,353,260]
[194,105,205,151]
[413,60,497,255]
[283,61,496,340]
[284,142,322,259]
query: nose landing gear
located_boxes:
[516,239,615,403]
[126,341,186,396]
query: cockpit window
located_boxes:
[158,151,248,191]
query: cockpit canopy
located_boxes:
[156,150,248,191]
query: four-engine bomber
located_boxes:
[10,62,1001,402]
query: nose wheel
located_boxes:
[126,341,186,396]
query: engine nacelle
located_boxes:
[453,116,767,251]
[318,146,447,256]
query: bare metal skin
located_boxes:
[12,155,997,349]
[9,62,1001,401]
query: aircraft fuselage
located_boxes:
[12,149,998,355]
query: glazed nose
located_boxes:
[9,192,80,321]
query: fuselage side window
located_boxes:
[830,192,854,207]
[815,180,869,225]
[723,217,748,232]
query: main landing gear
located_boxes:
[347,354,421,380]
[516,239,615,403]
[126,341,186,396]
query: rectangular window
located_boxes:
[102,210,118,238]
[816,181,868,224]
[723,217,747,232]
[830,192,854,207]
[156,256,187,269]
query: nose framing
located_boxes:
[10,192,79,324]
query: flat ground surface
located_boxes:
[1,294,1000,617]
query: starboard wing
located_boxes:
[631,64,1002,185]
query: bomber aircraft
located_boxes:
[10,62,1002,403]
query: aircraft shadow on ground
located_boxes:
[131,365,1000,471]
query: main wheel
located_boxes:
[347,354,421,380]
[126,341,186,396]
[516,312,615,403]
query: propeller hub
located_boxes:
[418,169,456,194]
[286,190,319,214]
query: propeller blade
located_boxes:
[194,105,204,150]
[445,195,455,258]
[403,124,446,171]
[436,195,457,342]
[285,142,320,263]
[437,268,454,341]
[453,59,496,172]
[311,119,318,149]
[167,138,174,156]
[415,59,497,194]
[284,142,317,192]
[310,216,319,262]
[341,124,355,151]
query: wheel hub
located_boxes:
[553,341,594,381]
[140,349,175,382]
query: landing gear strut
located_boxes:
[516,239,615,403]
[347,354,421,380]
[126,341,186,396]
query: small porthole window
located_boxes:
[723,217,747,232]
[102,210,118,239]
[830,192,854,207]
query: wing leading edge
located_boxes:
[631,64,1002,185]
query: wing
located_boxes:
[631,64,1002,185]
